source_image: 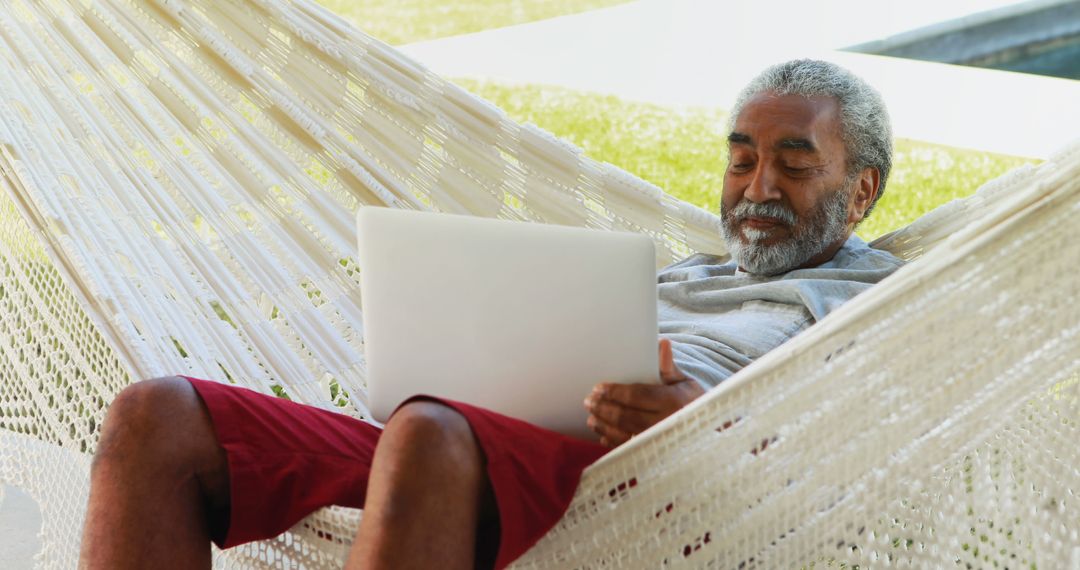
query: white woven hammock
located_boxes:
[0,0,1076,568]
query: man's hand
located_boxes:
[584,339,705,447]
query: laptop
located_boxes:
[356,207,658,440]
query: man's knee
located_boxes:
[94,376,213,467]
[383,401,475,452]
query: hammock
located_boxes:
[0,0,1075,567]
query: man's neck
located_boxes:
[797,233,851,271]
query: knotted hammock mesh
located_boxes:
[0,0,1076,568]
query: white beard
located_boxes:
[721,184,852,276]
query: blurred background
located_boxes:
[315,0,1079,240]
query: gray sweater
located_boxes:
[657,235,904,389]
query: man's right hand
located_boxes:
[584,339,704,447]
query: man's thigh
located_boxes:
[184,377,382,548]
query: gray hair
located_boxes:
[728,60,893,219]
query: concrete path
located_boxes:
[402,0,1080,158]
[0,485,42,567]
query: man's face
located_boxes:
[721,92,875,275]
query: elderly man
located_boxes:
[79,59,903,569]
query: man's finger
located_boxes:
[659,338,674,374]
[586,415,632,448]
[587,398,661,434]
[595,382,675,411]
[659,339,688,385]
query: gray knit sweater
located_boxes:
[657,234,904,389]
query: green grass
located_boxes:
[315,0,631,45]
[312,0,1038,240]
[860,140,1036,239]
[456,80,1039,240]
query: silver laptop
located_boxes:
[356,207,658,440]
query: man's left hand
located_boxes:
[584,339,705,447]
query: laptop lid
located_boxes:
[356,207,658,440]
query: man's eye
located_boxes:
[785,166,811,175]
[730,163,753,173]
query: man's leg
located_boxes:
[82,380,498,569]
[80,376,229,569]
[347,401,497,570]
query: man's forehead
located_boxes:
[729,93,841,148]
[728,132,817,151]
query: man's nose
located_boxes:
[744,165,782,203]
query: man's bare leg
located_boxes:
[347,401,497,570]
[80,376,229,569]
[81,382,495,569]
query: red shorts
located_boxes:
[184,377,608,568]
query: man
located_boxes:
[79,59,903,569]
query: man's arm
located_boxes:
[584,339,705,447]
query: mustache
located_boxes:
[726,200,798,226]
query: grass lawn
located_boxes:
[455,80,1039,240]
[313,0,1039,240]
[315,0,631,45]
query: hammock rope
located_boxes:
[0,0,1076,568]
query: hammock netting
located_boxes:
[0,0,1076,568]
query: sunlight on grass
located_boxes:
[860,140,1036,238]
[456,80,1039,240]
[291,1,1039,240]
[315,0,630,45]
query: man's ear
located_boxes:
[849,167,879,225]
